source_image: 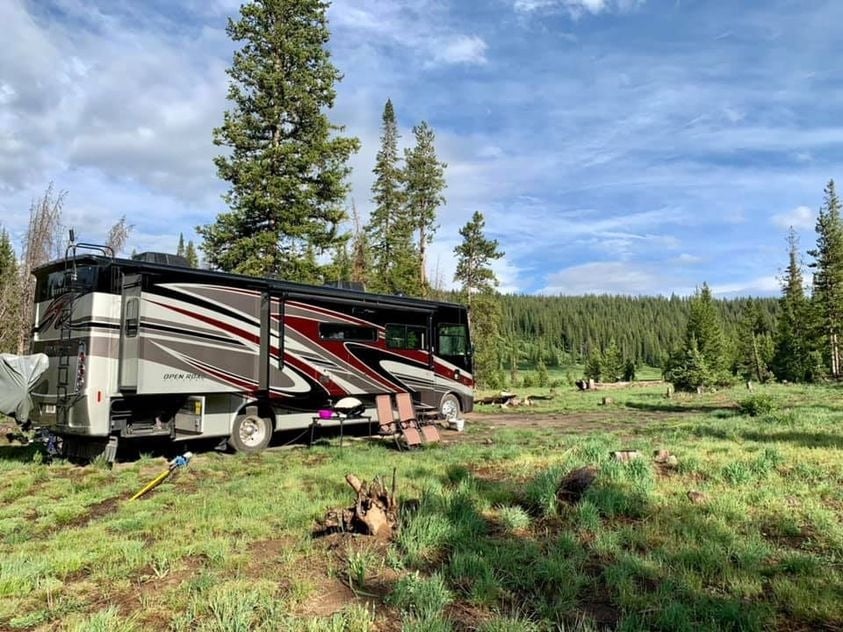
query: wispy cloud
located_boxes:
[513,0,644,17]
[772,205,815,230]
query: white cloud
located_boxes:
[539,261,671,295]
[432,35,488,66]
[772,205,815,230]
[674,253,702,265]
[514,0,643,17]
[709,276,780,297]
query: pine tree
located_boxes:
[453,211,503,308]
[664,336,712,392]
[198,0,359,283]
[584,351,602,382]
[685,283,727,377]
[808,180,843,377]
[185,241,199,268]
[404,121,446,294]
[0,228,20,353]
[366,100,415,294]
[176,233,185,257]
[453,211,505,386]
[602,340,623,382]
[735,299,773,382]
[774,229,819,382]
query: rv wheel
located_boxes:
[230,412,273,453]
[439,393,461,421]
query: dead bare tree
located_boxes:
[18,184,65,353]
[105,215,133,255]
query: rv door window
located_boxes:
[319,323,377,341]
[124,298,139,337]
[438,324,468,356]
[386,324,427,350]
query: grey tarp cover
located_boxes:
[0,353,49,421]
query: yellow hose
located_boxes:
[130,469,171,501]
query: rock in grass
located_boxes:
[557,466,598,503]
[601,396,614,405]
[612,450,642,462]
[687,490,708,504]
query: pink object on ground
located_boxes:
[318,409,334,419]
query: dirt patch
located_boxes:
[443,408,695,446]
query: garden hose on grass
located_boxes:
[130,452,193,501]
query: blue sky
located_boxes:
[2,0,842,296]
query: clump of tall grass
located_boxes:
[387,572,452,622]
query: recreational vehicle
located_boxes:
[29,249,474,459]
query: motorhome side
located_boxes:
[30,255,474,456]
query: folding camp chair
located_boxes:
[374,394,421,450]
[396,392,440,445]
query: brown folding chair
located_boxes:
[375,394,421,450]
[396,392,439,445]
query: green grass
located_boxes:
[0,383,842,629]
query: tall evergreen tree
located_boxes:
[454,211,504,387]
[808,179,843,377]
[365,99,415,294]
[0,228,20,353]
[734,299,773,382]
[685,283,727,376]
[404,121,446,294]
[176,233,185,257]
[198,0,359,282]
[453,211,503,307]
[774,229,819,382]
[185,240,199,268]
[602,339,624,383]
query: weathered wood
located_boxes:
[319,473,399,538]
[612,450,641,462]
[557,466,598,503]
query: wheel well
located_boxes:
[237,400,277,429]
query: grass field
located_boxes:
[1,383,842,630]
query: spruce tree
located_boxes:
[366,100,415,294]
[685,283,727,377]
[808,180,843,377]
[176,233,185,257]
[185,241,199,268]
[0,228,20,353]
[198,0,359,282]
[774,229,818,381]
[735,299,773,382]
[454,211,504,386]
[453,211,503,308]
[404,121,446,294]
[602,340,624,383]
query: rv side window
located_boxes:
[386,324,426,350]
[319,323,377,341]
[438,324,468,356]
[124,298,139,337]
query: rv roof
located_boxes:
[33,255,468,311]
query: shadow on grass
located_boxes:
[625,401,740,416]
[691,425,843,449]
[390,462,839,631]
[0,442,44,462]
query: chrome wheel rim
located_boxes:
[239,416,267,447]
[441,398,459,420]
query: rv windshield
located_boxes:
[36,266,99,302]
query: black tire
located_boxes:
[230,411,273,453]
[439,393,461,421]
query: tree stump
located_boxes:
[601,396,613,405]
[557,466,598,504]
[318,471,399,538]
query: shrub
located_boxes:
[388,572,452,622]
[738,394,776,417]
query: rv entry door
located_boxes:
[119,274,142,390]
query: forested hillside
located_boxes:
[498,294,779,368]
